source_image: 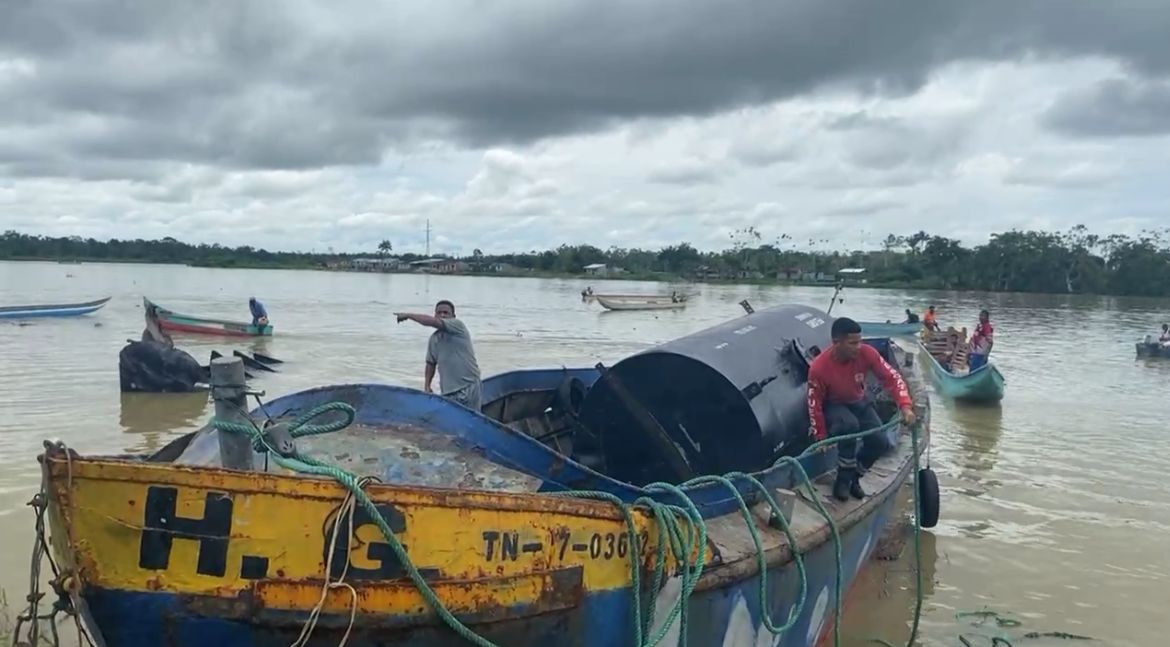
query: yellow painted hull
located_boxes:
[43,450,700,628]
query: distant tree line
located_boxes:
[4,225,1170,297]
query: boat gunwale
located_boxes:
[41,450,656,522]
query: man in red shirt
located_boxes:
[968,309,993,370]
[808,317,916,501]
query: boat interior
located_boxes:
[141,337,917,516]
[922,326,970,374]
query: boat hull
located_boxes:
[0,296,110,319]
[1135,341,1170,359]
[596,296,686,311]
[38,331,929,647]
[917,341,1005,402]
[71,494,895,647]
[146,297,273,336]
[41,443,907,647]
[859,321,921,337]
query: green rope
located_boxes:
[211,405,922,647]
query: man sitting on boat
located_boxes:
[248,297,269,328]
[903,309,919,324]
[1159,324,1170,345]
[808,317,916,502]
[968,309,994,370]
[922,305,940,331]
[395,300,483,411]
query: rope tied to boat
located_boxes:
[210,402,921,647]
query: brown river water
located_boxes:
[1,260,1168,646]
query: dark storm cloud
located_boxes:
[2,0,1170,178]
[1043,78,1170,137]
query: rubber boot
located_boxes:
[833,467,855,502]
[850,471,866,499]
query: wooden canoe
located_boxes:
[596,295,688,311]
[144,297,273,337]
[917,327,1004,402]
[0,296,110,319]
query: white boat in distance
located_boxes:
[596,293,689,311]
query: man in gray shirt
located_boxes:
[395,300,482,411]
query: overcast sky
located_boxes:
[1,1,1169,255]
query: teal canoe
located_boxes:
[859,321,922,337]
[917,339,1004,402]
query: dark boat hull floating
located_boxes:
[1135,339,1170,359]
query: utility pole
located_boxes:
[425,219,431,257]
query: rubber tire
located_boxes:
[556,377,587,415]
[917,467,940,528]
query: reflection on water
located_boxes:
[0,261,1168,646]
[119,391,210,454]
[949,402,1004,477]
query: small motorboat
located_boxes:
[1135,336,1170,359]
[596,293,689,311]
[0,296,111,319]
[145,297,273,337]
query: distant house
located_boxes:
[410,258,467,274]
[837,267,868,284]
[583,263,609,276]
[489,262,515,272]
[801,271,834,283]
[693,265,721,280]
[777,267,803,281]
[351,256,403,272]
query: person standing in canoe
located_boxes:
[395,300,482,411]
[249,297,269,328]
[808,317,916,502]
[969,309,994,370]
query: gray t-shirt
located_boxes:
[426,317,481,395]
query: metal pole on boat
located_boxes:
[210,356,254,471]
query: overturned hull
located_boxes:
[119,340,205,393]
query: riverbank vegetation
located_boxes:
[4,226,1170,297]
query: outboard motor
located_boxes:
[577,304,833,486]
[119,340,206,393]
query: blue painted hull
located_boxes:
[78,489,896,647]
[0,296,110,319]
[859,321,921,337]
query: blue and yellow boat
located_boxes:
[31,304,934,647]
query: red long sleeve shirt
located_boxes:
[806,344,912,440]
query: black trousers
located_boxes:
[823,399,892,471]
